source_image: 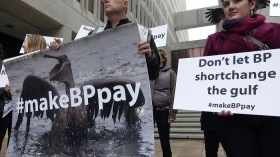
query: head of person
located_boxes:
[103,0,128,18]
[22,34,47,54]
[158,49,168,68]
[221,0,257,21]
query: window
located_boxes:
[100,1,105,22]
[130,0,133,12]
[88,0,94,13]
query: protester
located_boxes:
[200,112,219,157]
[151,49,176,157]
[0,42,12,153]
[50,0,160,80]
[204,0,280,156]
[22,34,47,54]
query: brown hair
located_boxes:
[158,48,168,67]
[25,34,47,54]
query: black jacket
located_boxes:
[200,111,217,131]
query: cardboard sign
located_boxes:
[0,64,12,118]
[0,64,9,87]
[174,49,280,117]
[74,25,95,40]
[5,23,154,157]
[150,24,168,47]
[270,0,280,16]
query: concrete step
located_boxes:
[156,110,203,139]
[154,127,202,133]
[171,122,201,127]
[176,110,201,114]
[174,117,200,122]
[155,133,204,139]
[176,113,201,117]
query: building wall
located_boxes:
[0,0,187,61]
[1,0,187,43]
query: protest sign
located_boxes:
[150,24,168,47]
[270,0,280,16]
[174,49,280,117]
[0,64,12,118]
[74,25,95,40]
[5,23,154,157]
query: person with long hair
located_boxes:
[204,0,280,156]
[22,34,47,54]
[152,49,176,157]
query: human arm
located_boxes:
[168,70,177,123]
[138,37,160,80]
[0,84,12,101]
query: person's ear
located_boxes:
[249,0,257,10]
[123,0,128,8]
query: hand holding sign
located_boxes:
[174,49,280,117]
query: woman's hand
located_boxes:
[49,38,62,51]
[5,84,10,93]
[168,110,177,123]
[217,110,233,116]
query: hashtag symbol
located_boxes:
[208,103,212,107]
[17,98,24,113]
[273,3,279,7]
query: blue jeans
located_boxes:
[154,108,171,157]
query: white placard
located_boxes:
[0,64,12,118]
[270,0,280,16]
[74,25,95,40]
[0,64,9,87]
[19,35,64,54]
[150,24,168,47]
[174,48,280,117]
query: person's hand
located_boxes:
[49,38,62,51]
[217,110,233,116]
[138,41,152,57]
[168,110,177,123]
[5,84,10,93]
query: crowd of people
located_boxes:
[1,0,280,157]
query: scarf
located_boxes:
[222,14,266,33]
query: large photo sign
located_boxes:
[5,23,154,156]
[174,49,280,117]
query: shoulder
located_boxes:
[252,22,280,35]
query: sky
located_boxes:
[186,0,218,10]
[185,0,219,41]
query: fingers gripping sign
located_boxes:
[138,41,152,57]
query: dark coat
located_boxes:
[201,111,217,131]
[204,22,280,56]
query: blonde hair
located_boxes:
[158,48,167,67]
[25,34,47,54]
